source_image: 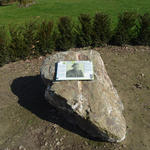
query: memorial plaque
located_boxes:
[56,61,94,80]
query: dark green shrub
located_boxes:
[23,20,37,56]
[0,26,9,66]
[35,20,54,55]
[9,20,37,61]
[92,13,112,46]
[56,16,74,51]
[137,13,150,45]
[111,12,139,46]
[75,14,92,47]
[9,25,27,61]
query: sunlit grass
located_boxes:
[0,0,150,25]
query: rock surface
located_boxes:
[40,50,126,142]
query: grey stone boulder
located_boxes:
[40,50,126,142]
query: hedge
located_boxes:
[0,12,150,66]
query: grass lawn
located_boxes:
[0,0,150,26]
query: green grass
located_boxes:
[0,0,150,25]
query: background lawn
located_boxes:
[0,0,150,26]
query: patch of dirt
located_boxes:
[0,46,150,150]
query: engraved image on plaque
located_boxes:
[66,62,84,78]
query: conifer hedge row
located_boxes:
[0,12,150,66]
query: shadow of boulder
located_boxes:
[11,75,104,141]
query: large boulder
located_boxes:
[40,50,126,142]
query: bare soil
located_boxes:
[0,46,150,150]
